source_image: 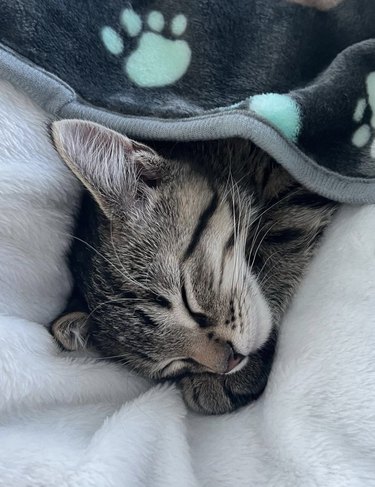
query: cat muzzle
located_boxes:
[190,340,245,374]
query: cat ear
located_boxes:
[52,119,160,218]
[51,311,89,351]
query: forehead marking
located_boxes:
[183,192,219,261]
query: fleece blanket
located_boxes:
[1,0,375,202]
[1,78,375,487]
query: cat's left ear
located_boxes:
[51,119,161,218]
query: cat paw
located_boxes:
[178,339,275,414]
[101,9,191,87]
[179,374,235,415]
[178,367,268,415]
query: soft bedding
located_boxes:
[1,0,375,484]
[1,80,375,487]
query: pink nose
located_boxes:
[225,352,245,373]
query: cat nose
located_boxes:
[190,340,244,374]
[225,348,245,373]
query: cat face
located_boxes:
[52,120,273,379]
[52,120,336,413]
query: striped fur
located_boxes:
[51,121,337,414]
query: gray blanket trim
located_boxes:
[1,43,374,205]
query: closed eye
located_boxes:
[181,284,211,328]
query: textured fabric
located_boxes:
[2,45,375,487]
[1,1,375,200]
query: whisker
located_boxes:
[56,229,151,293]
[256,250,282,288]
[250,187,303,227]
[85,295,143,321]
[249,221,278,277]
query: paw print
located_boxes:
[249,93,301,142]
[352,72,375,158]
[100,9,191,88]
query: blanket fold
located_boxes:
[1,0,375,202]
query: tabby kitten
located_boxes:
[51,120,337,415]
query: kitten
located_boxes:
[51,120,337,414]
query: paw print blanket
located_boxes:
[1,0,375,202]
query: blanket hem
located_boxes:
[1,43,374,204]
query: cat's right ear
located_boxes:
[51,119,161,219]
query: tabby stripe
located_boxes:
[268,184,300,206]
[117,290,172,310]
[183,193,219,260]
[181,285,211,328]
[223,387,258,410]
[135,309,159,327]
[287,192,333,208]
[208,270,215,291]
[259,162,274,193]
[264,228,305,245]
[225,231,235,251]
[143,292,172,309]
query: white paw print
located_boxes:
[352,72,375,158]
[100,9,191,88]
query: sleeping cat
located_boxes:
[51,120,337,414]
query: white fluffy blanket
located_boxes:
[1,80,375,487]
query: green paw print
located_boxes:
[249,93,301,142]
[101,9,191,88]
[352,72,375,157]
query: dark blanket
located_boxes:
[1,0,375,202]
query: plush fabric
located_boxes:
[1,79,375,487]
[1,1,375,202]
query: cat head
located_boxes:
[52,120,275,379]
